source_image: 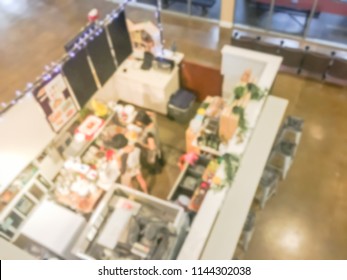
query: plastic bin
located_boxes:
[168,89,196,123]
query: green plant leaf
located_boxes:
[247,82,266,100]
[234,86,246,100]
[232,106,248,133]
[222,153,240,185]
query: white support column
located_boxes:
[220,0,235,29]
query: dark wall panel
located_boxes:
[180,60,223,102]
[62,48,98,108]
[107,10,133,65]
[64,23,96,52]
[87,28,116,85]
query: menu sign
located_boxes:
[34,74,77,132]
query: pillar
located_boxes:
[220,0,235,29]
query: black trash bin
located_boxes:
[167,89,196,123]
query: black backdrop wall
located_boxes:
[86,28,116,85]
[62,48,98,108]
[107,10,133,65]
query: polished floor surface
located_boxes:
[1,0,347,259]
[235,0,347,45]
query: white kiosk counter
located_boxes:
[114,51,184,115]
[201,95,288,259]
[20,200,86,259]
[177,46,287,259]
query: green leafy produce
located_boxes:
[234,86,246,100]
[212,154,240,191]
[201,102,209,109]
[223,153,239,184]
[232,106,247,134]
[247,83,266,100]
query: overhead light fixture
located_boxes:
[42,73,52,82]
[53,64,62,73]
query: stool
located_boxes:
[256,166,280,209]
[268,141,296,180]
[239,211,256,251]
[167,89,196,123]
[277,116,304,145]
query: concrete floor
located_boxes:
[235,0,347,45]
[1,0,347,259]
[246,74,347,260]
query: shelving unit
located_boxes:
[0,164,54,242]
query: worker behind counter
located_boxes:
[106,133,148,194]
[134,110,164,175]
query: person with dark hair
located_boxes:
[135,110,163,174]
[119,143,148,194]
[134,110,152,127]
[105,133,148,193]
[107,133,128,150]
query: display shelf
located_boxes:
[201,96,288,259]
[62,110,116,159]
[190,85,269,158]
[0,93,56,193]
[191,118,254,158]
[177,96,288,260]
[177,186,228,260]
[0,168,53,242]
[13,195,38,219]
[0,165,38,221]
[177,47,285,259]
[0,231,11,241]
[221,45,283,98]
[168,156,216,215]
[51,103,156,214]
[33,149,64,182]
[167,162,190,201]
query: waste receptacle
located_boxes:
[167,89,196,123]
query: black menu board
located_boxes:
[107,10,133,65]
[86,27,116,85]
